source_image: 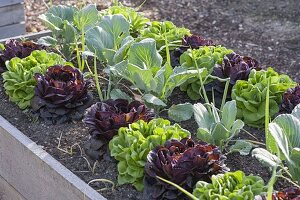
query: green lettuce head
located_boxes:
[179,46,233,100]
[2,50,65,109]
[232,67,296,127]
[193,171,266,200]
[140,21,190,59]
[109,118,190,191]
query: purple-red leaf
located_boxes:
[0,39,44,73]
[171,34,214,67]
[256,187,300,200]
[143,138,228,200]
[281,84,300,113]
[31,65,92,124]
[207,52,261,96]
[83,99,154,160]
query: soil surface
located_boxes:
[0,0,298,199]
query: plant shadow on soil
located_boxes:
[1,0,300,199]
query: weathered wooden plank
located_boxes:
[0,23,25,39]
[0,30,52,43]
[0,115,106,200]
[0,3,24,27]
[0,176,26,200]
[0,0,23,7]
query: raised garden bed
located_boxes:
[0,115,105,200]
[0,1,299,200]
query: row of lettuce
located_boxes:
[0,3,299,200]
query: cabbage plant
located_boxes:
[193,100,244,151]
[111,38,202,112]
[85,14,134,66]
[39,4,99,70]
[252,104,300,185]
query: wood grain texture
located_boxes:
[0,3,24,27]
[0,23,25,39]
[0,176,26,200]
[0,0,23,7]
[0,115,106,200]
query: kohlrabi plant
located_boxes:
[192,171,266,200]
[193,100,244,151]
[281,84,300,113]
[252,104,300,185]
[100,4,149,37]
[144,138,228,200]
[232,67,297,127]
[31,65,92,124]
[140,21,190,59]
[84,14,134,101]
[111,38,202,113]
[39,4,99,70]
[0,39,44,73]
[109,118,190,191]
[85,14,133,66]
[83,99,154,160]
[179,46,233,100]
[2,50,65,109]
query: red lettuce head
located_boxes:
[143,138,228,200]
[281,84,300,113]
[31,65,92,124]
[0,39,44,73]
[256,187,300,200]
[207,52,261,97]
[83,99,154,160]
[171,34,214,67]
[182,35,214,49]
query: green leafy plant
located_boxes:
[111,38,202,112]
[100,4,149,37]
[192,171,266,200]
[232,67,296,127]
[85,14,134,100]
[140,21,190,58]
[109,118,190,191]
[193,100,244,151]
[179,46,233,100]
[253,104,300,185]
[2,50,65,109]
[39,4,99,70]
[85,14,133,66]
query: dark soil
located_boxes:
[1,0,299,199]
